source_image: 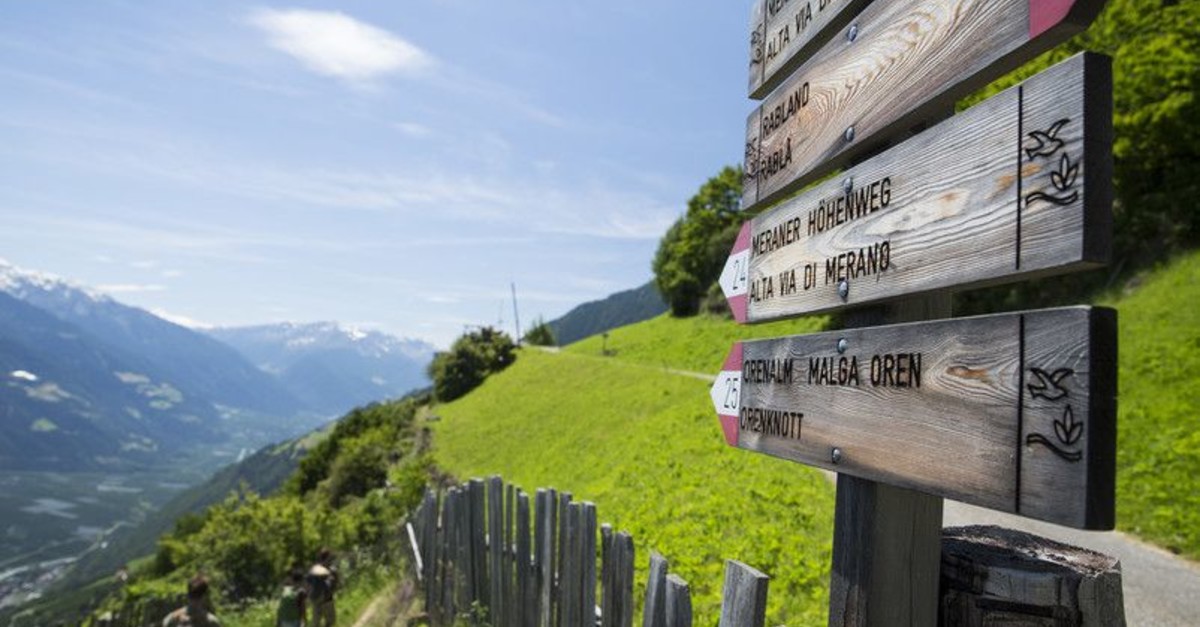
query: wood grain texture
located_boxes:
[664,574,692,627]
[581,503,598,627]
[726,306,1116,529]
[741,0,1108,211]
[615,533,635,627]
[517,491,533,627]
[828,295,946,627]
[642,552,669,627]
[748,0,875,99]
[941,525,1126,626]
[717,560,769,627]
[488,476,504,624]
[735,52,1112,322]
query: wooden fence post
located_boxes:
[517,490,533,627]
[614,532,635,627]
[537,488,557,627]
[469,479,488,612]
[556,492,573,627]
[506,483,517,627]
[665,574,692,627]
[489,476,505,625]
[718,560,768,627]
[600,525,614,627]
[581,502,598,627]
[642,552,669,627]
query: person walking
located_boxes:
[305,548,339,627]
[162,575,220,626]
[276,568,307,627]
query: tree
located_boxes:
[524,317,557,346]
[427,326,517,402]
[652,166,744,316]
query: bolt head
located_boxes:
[844,126,856,142]
[842,177,853,194]
[831,447,843,464]
[837,280,849,300]
[847,24,859,42]
[837,338,848,354]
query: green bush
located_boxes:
[427,326,517,402]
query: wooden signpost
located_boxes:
[748,0,873,99]
[742,0,1109,211]
[710,306,1116,529]
[722,53,1112,323]
[720,0,1119,623]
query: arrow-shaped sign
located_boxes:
[711,306,1117,530]
[724,52,1112,323]
[741,0,1108,212]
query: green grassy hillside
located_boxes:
[1107,251,1200,559]
[433,314,835,624]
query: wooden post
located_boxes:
[581,503,598,627]
[556,492,573,627]
[538,489,557,627]
[469,479,488,612]
[941,526,1126,627]
[614,533,635,627]
[600,525,614,627]
[642,552,669,627]
[507,483,517,627]
[828,296,949,627]
[489,476,505,625]
[517,490,532,627]
[665,575,692,627]
[563,502,582,627]
[718,560,769,627]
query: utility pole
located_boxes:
[511,282,522,345]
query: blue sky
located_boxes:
[0,2,751,347]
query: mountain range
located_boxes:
[0,259,433,472]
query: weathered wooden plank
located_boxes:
[664,574,692,627]
[717,560,769,627]
[537,489,557,627]
[517,491,532,627]
[642,552,668,627]
[506,483,516,627]
[724,52,1112,322]
[941,525,1126,626]
[469,479,488,608]
[711,306,1117,529]
[748,0,875,99]
[615,533,635,627]
[581,503,598,627]
[556,492,572,627]
[600,525,614,627]
[563,502,582,627]
[489,476,505,625]
[741,0,1108,211]
[829,475,943,627]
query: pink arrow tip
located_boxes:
[719,414,739,447]
[728,294,748,324]
[732,222,752,254]
[722,342,744,373]
[1030,0,1077,38]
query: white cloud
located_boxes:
[392,122,432,138]
[247,8,434,82]
[97,283,166,294]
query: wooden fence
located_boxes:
[407,476,770,627]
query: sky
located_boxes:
[0,1,752,348]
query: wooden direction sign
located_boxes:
[742,0,1108,212]
[748,0,872,100]
[722,52,1112,323]
[710,307,1116,530]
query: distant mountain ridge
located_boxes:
[547,281,667,346]
[206,322,434,415]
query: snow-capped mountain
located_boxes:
[0,260,323,470]
[206,322,434,415]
